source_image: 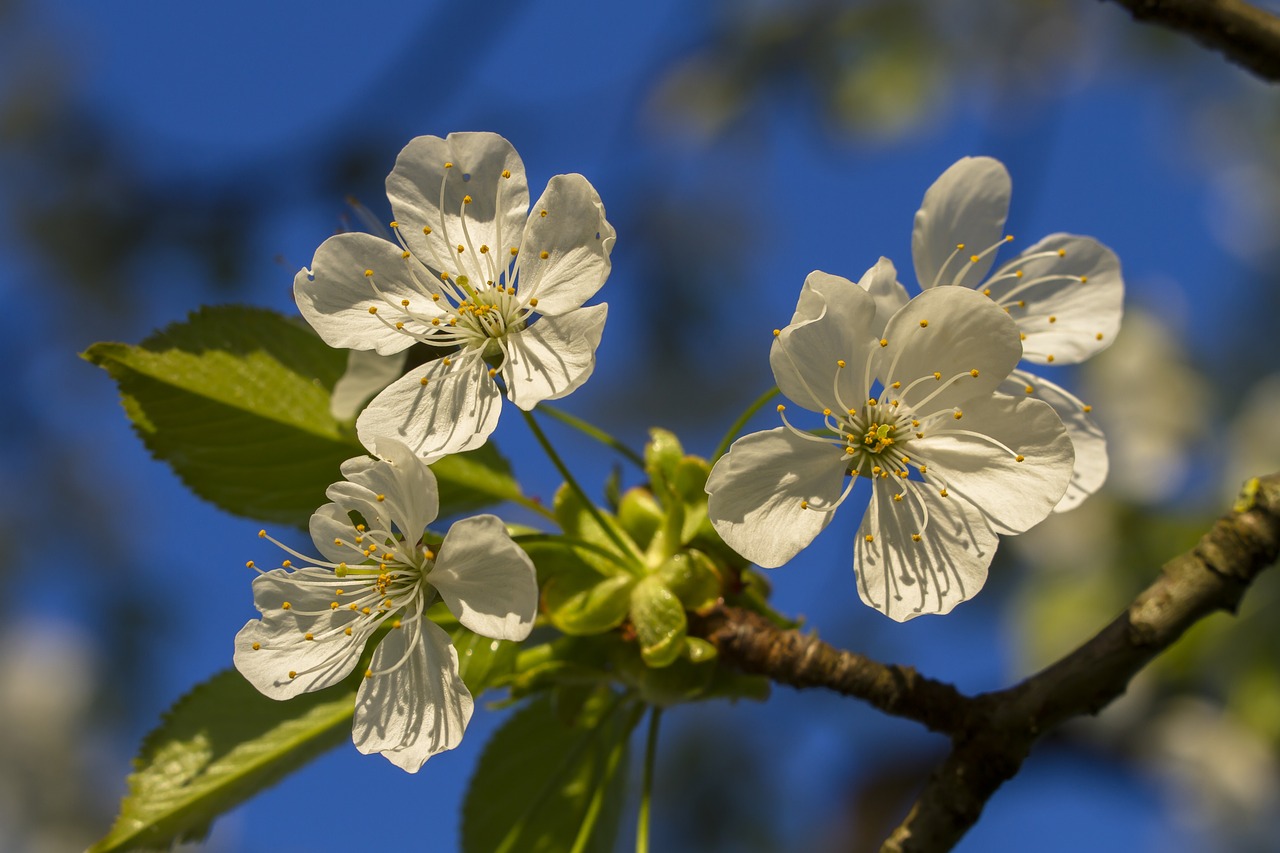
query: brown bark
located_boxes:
[1103,0,1280,82]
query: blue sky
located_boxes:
[9,1,1276,850]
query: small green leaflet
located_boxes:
[462,690,644,853]
[83,305,520,526]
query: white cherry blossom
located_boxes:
[294,131,615,462]
[706,278,1074,621]
[913,156,1124,510]
[233,439,537,771]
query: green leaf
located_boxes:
[92,669,358,852]
[429,602,521,694]
[84,305,519,526]
[462,690,643,853]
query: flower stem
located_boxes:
[541,404,646,469]
[520,409,637,563]
[711,386,779,462]
[636,705,662,853]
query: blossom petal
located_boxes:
[430,515,538,641]
[857,257,910,334]
[356,355,502,463]
[352,618,474,772]
[990,234,1124,366]
[910,393,1074,535]
[875,286,1022,416]
[233,568,374,699]
[340,438,440,536]
[706,427,850,568]
[913,156,1012,290]
[294,232,432,355]
[855,481,998,621]
[502,304,608,410]
[516,174,616,316]
[386,133,529,287]
[1003,368,1108,512]
[309,501,377,565]
[770,273,878,414]
[330,350,409,422]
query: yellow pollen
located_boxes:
[822,407,832,416]
[1020,333,1027,341]
[893,493,903,502]
[501,169,511,178]
[463,195,473,204]
[389,221,399,229]
[364,269,374,277]
[953,410,963,420]
[440,271,450,281]
[402,250,411,259]
[540,209,548,217]
[304,633,314,641]
[540,250,550,259]
[431,293,440,301]
[392,619,403,629]
[919,465,927,473]
[1080,275,1089,283]
[956,243,965,250]
[1015,270,1024,278]
[344,627,352,636]
[920,319,929,328]
[911,419,920,427]
[258,529,266,538]
[1046,354,1056,363]
[1005,235,1014,242]
[376,494,386,501]
[444,161,453,168]
[1083,404,1093,413]
[420,377,429,386]
[480,245,489,253]
[252,642,260,650]
[1057,248,1067,257]
[289,671,297,679]
[891,381,901,389]
[423,226,432,235]
[488,367,498,377]
[1017,300,1025,307]
[1048,315,1057,323]
[837,359,846,368]
[916,432,924,438]
[932,372,941,380]
[776,404,785,412]
[349,603,357,611]
[1015,454,1025,462]
[364,669,372,679]
[529,297,539,307]
[864,534,874,543]
[879,338,888,347]
[940,488,949,497]
[510,247,518,256]
[1024,384,1034,394]
[246,560,255,569]
[457,244,465,253]
[1096,332,1104,341]
[911,534,922,542]
[800,500,809,509]
[867,398,878,406]
[367,305,378,314]
[282,602,292,610]
[401,299,410,307]
[362,607,371,615]
[983,288,991,296]
[330,601,338,610]
[970,255,980,263]
[969,369,979,377]
[773,329,780,337]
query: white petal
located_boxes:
[386,133,529,287]
[855,481,998,621]
[913,157,1011,290]
[352,618,473,772]
[875,287,1022,416]
[309,501,374,566]
[330,349,409,423]
[911,393,1074,535]
[770,274,878,414]
[856,257,911,334]
[990,234,1124,366]
[705,427,850,568]
[1002,369,1108,512]
[294,233,430,356]
[515,174,616,316]
[233,568,373,699]
[356,355,502,464]
[431,515,538,641]
[340,438,440,536]
[503,304,608,410]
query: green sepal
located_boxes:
[644,427,685,504]
[90,668,360,853]
[83,305,520,527]
[617,487,664,554]
[552,482,645,571]
[630,575,688,668]
[460,689,644,853]
[655,549,723,612]
[543,571,636,636]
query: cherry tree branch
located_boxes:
[1102,0,1280,82]
[694,472,1280,852]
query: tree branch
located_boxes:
[693,473,1280,852]
[1102,0,1280,82]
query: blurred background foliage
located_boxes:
[3,0,1280,850]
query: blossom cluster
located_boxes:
[233,139,1122,769]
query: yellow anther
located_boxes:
[897,469,909,478]
[510,247,519,256]
[891,381,901,389]
[970,255,980,263]
[402,250,411,259]
[864,534,874,543]
[334,538,343,546]
[1015,454,1025,462]
[252,642,261,650]
[879,338,888,347]
[916,432,925,438]
[1024,384,1034,394]
[401,299,410,307]
[911,419,920,427]
[956,243,965,250]
[480,244,489,253]
[431,293,441,301]
[1083,404,1093,413]
[368,305,378,314]
[488,367,498,378]
[969,369,979,377]
[443,357,453,366]
[362,607,371,615]
[920,319,929,328]
[364,669,373,679]
[953,410,963,420]
[872,466,883,476]
[939,488,949,497]
[419,377,429,386]
[1057,248,1066,257]
[540,209,548,217]
[392,619,403,629]
[440,271,450,280]
[1046,354,1056,363]
[463,195,472,204]
[423,226,432,235]
[1048,315,1057,323]
[837,359,846,368]
[1005,235,1014,242]
[389,221,399,229]
[349,603,357,611]
[867,398,878,407]
[258,529,267,538]
[800,500,809,509]
[246,560,255,569]
[281,601,291,610]
[911,534,922,542]
[1080,275,1088,283]
[539,250,549,259]
[982,288,991,296]
[344,627,352,636]
[773,328,780,337]
[457,244,465,253]
[431,318,441,326]
[502,169,511,178]
[933,372,942,380]
[1020,333,1027,341]
[893,493,903,502]
[1017,300,1025,307]
[823,407,832,416]
[529,297,539,307]
[289,671,298,679]
[364,269,374,277]
[919,464,927,473]
[1015,270,1024,278]
[1096,332,1104,341]
[776,404,785,412]
[444,161,453,168]
[304,633,314,641]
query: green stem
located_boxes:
[542,404,646,469]
[521,409,636,562]
[636,705,662,853]
[711,386,779,462]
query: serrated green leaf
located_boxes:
[92,669,358,852]
[84,305,519,526]
[461,691,643,853]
